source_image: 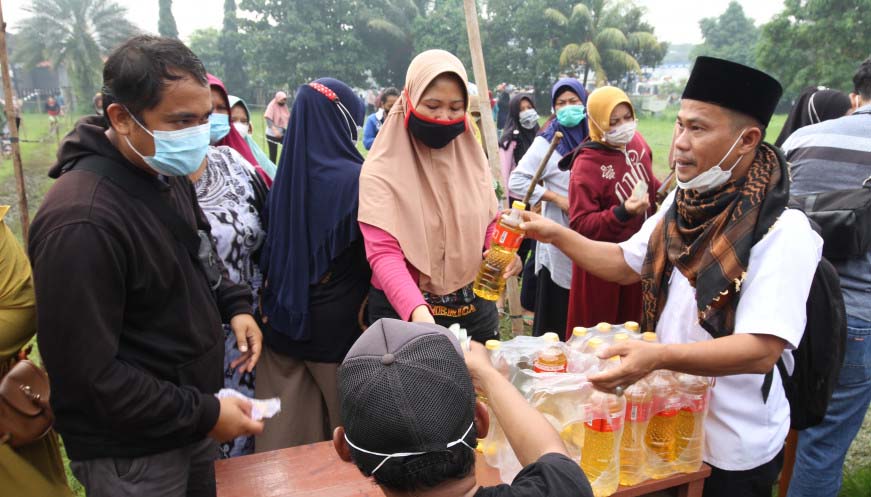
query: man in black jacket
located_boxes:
[28,36,264,497]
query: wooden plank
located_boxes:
[462,0,524,335]
[216,441,711,497]
[0,0,30,240]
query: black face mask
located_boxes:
[406,106,466,149]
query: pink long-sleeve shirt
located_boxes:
[360,220,497,320]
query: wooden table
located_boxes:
[215,441,710,497]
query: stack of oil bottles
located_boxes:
[476,323,712,497]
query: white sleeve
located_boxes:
[733,209,823,348]
[618,190,675,274]
[509,137,548,204]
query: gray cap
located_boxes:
[338,318,476,475]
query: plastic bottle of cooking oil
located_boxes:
[620,376,653,486]
[583,336,605,356]
[644,370,681,479]
[581,360,624,497]
[567,327,591,373]
[567,326,588,351]
[473,200,526,301]
[674,373,710,473]
[533,339,567,373]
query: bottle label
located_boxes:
[533,361,567,373]
[627,401,653,422]
[492,223,523,250]
[585,412,624,432]
[682,396,708,413]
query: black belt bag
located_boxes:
[422,284,476,306]
[791,175,871,260]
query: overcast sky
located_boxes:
[5,0,785,45]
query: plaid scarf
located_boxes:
[640,143,789,338]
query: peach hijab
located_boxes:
[358,50,498,295]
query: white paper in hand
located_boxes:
[632,180,648,200]
[448,323,472,353]
[216,389,281,421]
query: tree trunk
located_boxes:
[583,65,590,87]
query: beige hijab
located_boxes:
[359,50,498,295]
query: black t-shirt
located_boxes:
[475,453,593,497]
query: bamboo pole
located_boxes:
[522,132,563,205]
[0,0,30,241]
[463,0,524,335]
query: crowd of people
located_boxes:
[1,33,870,497]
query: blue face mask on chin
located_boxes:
[124,107,210,177]
[209,113,231,144]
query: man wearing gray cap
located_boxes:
[332,318,593,496]
[516,57,823,496]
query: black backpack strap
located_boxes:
[557,140,609,171]
[761,358,789,403]
[73,156,201,261]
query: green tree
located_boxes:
[691,1,759,67]
[757,0,871,102]
[412,0,472,69]
[189,28,224,80]
[545,0,661,87]
[158,0,179,39]
[220,0,248,97]
[357,0,427,87]
[482,0,575,109]
[239,0,376,93]
[13,0,139,105]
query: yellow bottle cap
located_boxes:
[587,337,604,349]
[596,322,612,332]
[609,355,621,363]
[512,200,527,211]
[572,327,587,337]
[624,321,640,332]
[485,340,501,351]
[614,333,629,342]
[642,332,658,342]
[542,332,560,343]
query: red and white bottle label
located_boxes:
[492,224,523,250]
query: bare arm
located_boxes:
[589,334,787,391]
[519,210,639,285]
[466,342,567,465]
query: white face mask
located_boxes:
[344,421,475,475]
[676,129,747,193]
[604,120,637,146]
[233,122,250,136]
[519,108,539,129]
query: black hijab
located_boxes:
[775,86,852,147]
[499,93,538,163]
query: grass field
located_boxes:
[0,109,867,497]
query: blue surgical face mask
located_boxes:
[124,108,210,176]
[209,113,231,144]
[556,104,586,128]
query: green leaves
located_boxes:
[158,0,179,39]
[548,0,661,86]
[691,1,759,68]
[13,0,139,106]
[757,0,871,102]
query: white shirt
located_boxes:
[619,191,823,471]
[508,136,572,288]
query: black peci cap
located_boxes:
[682,56,783,126]
[338,319,477,475]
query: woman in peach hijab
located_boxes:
[358,50,517,343]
